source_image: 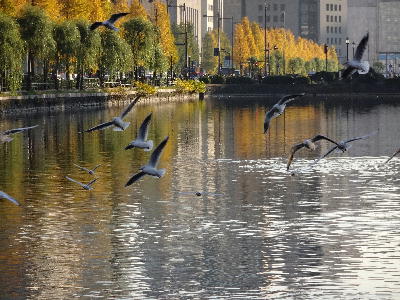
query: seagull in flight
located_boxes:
[82,96,141,132]
[0,191,20,206]
[73,164,101,176]
[264,93,305,134]
[0,125,38,143]
[125,113,153,151]
[385,148,400,164]
[286,135,342,171]
[342,33,370,79]
[125,136,169,186]
[90,13,129,31]
[66,176,97,190]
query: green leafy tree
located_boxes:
[53,21,80,89]
[98,30,133,85]
[18,5,55,89]
[373,61,385,73]
[0,13,24,92]
[172,23,199,75]
[288,57,305,75]
[270,51,284,75]
[123,17,155,79]
[75,20,101,89]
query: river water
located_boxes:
[0,95,399,299]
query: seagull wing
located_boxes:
[0,191,20,206]
[277,93,305,105]
[73,164,91,173]
[345,131,376,143]
[311,134,340,146]
[138,113,152,141]
[90,22,104,31]
[287,142,306,171]
[125,171,146,187]
[264,107,278,133]
[82,121,114,132]
[91,164,102,172]
[385,148,400,164]
[315,144,339,163]
[108,12,129,24]
[149,136,169,167]
[119,95,141,119]
[2,125,38,135]
[66,176,86,188]
[354,33,369,62]
[87,178,97,187]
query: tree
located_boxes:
[288,57,305,75]
[98,30,132,85]
[128,0,148,19]
[0,0,27,17]
[233,23,250,74]
[34,0,61,20]
[123,17,155,79]
[0,12,24,91]
[18,5,55,90]
[241,17,258,59]
[202,31,218,73]
[172,23,199,75]
[373,61,385,73]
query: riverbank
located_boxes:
[0,88,200,115]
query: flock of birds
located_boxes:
[0,27,399,206]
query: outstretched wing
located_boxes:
[0,191,20,206]
[311,135,340,146]
[385,148,400,164]
[66,176,86,188]
[138,113,152,141]
[119,96,141,119]
[277,93,305,105]
[354,33,369,61]
[125,171,146,187]
[342,66,356,79]
[87,178,97,187]
[287,142,306,171]
[108,12,129,24]
[264,107,279,133]
[82,121,114,133]
[90,22,104,31]
[92,164,102,172]
[73,164,91,173]
[315,144,340,163]
[3,125,38,136]
[345,131,376,143]
[149,136,169,167]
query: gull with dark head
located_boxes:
[342,33,370,79]
[73,164,101,176]
[0,125,38,143]
[264,93,305,134]
[125,136,169,186]
[82,96,141,132]
[385,148,400,164]
[66,176,97,190]
[0,191,20,206]
[125,113,153,151]
[287,134,342,171]
[90,13,129,31]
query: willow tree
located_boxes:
[0,13,24,92]
[75,20,101,89]
[53,21,80,89]
[123,17,155,79]
[98,30,133,85]
[18,5,55,90]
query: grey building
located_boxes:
[348,0,400,74]
[223,0,348,62]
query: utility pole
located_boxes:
[264,1,268,76]
[217,10,221,74]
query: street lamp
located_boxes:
[264,1,268,76]
[345,37,350,61]
[352,41,356,59]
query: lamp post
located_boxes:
[264,1,268,76]
[352,41,356,59]
[345,37,350,61]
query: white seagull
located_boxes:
[342,33,370,79]
[125,113,153,151]
[0,191,20,206]
[73,164,101,176]
[125,136,169,186]
[90,12,129,31]
[66,176,97,190]
[385,148,400,164]
[287,134,342,171]
[264,93,305,134]
[82,96,141,132]
[0,125,38,143]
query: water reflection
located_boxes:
[1,96,400,299]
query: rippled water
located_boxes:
[1,96,400,299]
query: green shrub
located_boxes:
[225,76,256,84]
[134,81,156,96]
[209,74,225,84]
[175,79,206,93]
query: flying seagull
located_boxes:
[385,148,400,164]
[66,176,97,190]
[342,33,370,79]
[125,136,169,186]
[264,93,305,134]
[0,125,38,143]
[73,164,101,176]
[0,191,20,206]
[90,13,129,31]
[125,113,153,151]
[82,96,141,132]
[286,135,342,171]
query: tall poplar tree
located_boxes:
[233,23,250,74]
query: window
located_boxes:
[273,15,278,22]
[335,16,337,22]
[331,38,334,44]
[335,38,337,44]
[326,26,329,33]
[330,4,333,10]
[258,16,263,23]
[326,4,329,10]
[339,16,342,22]
[339,5,341,11]
[326,15,329,22]
[327,38,329,44]
[334,4,337,11]
[339,27,341,33]
[331,15,333,22]
[339,38,342,44]
[266,15,271,22]
[273,4,278,11]
[280,4,285,11]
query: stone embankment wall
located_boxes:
[0,89,199,115]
